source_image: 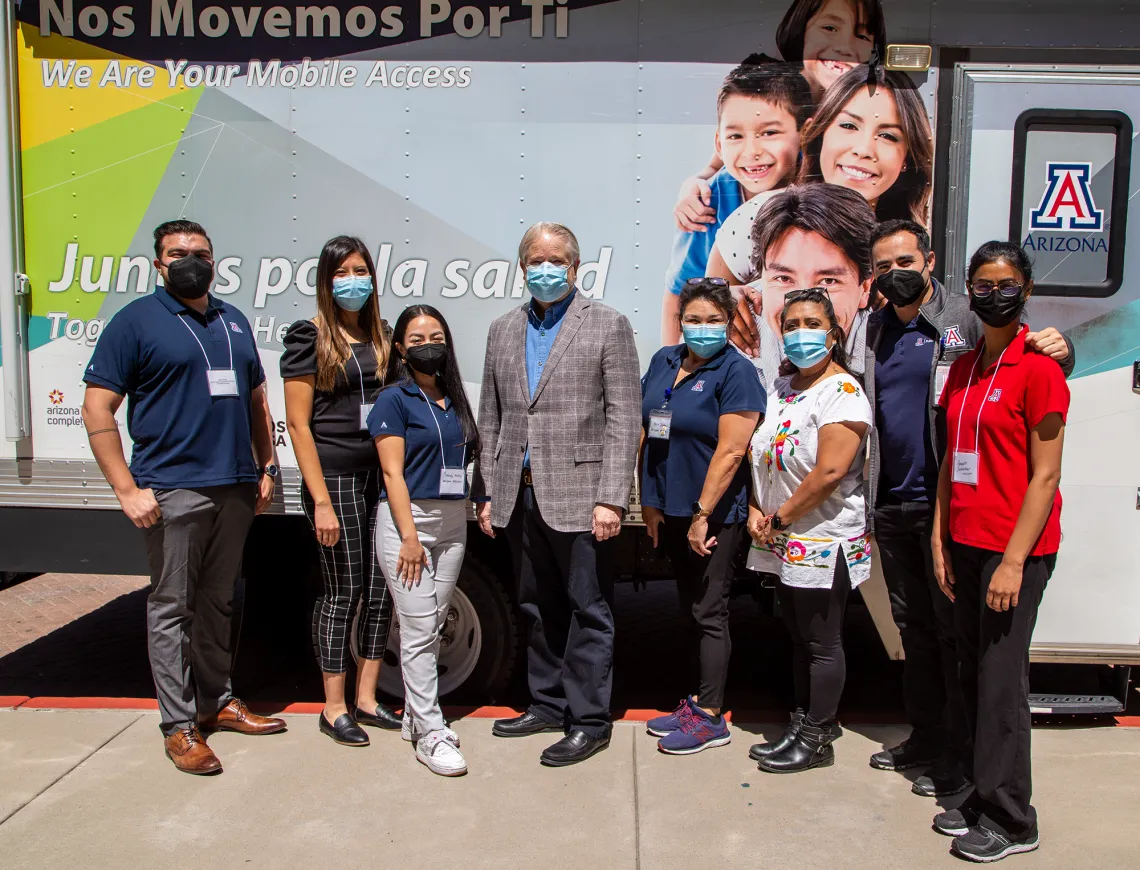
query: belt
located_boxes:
[522,468,533,487]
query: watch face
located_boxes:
[691,501,702,514]
[265,464,279,477]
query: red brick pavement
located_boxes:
[0,573,149,657]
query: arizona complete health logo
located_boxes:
[1030,162,1104,232]
[46,389,83,427]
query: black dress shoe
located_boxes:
[355,703,402,731]
[912,764,972,797]
[869,736,940,771]
[492,711,565,738]
[540,730,610,767]
[319,712,370,746]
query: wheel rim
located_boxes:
[351,586,484,700]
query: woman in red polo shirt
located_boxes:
[931,241,1068,864]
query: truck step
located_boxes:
[1029,693,1124,715]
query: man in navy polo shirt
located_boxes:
[863,219,1073,798]
[81,219,286,775]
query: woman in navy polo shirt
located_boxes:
[368,305,480,777]
[281,236,398,747]
[931,243,1068,863]
[640,278,766,755]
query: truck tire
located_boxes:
[356,551,520,705]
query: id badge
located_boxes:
[360,403,374,430]
[952,451,979,485]
[439,467,466,496]
[933,363,953,406]
[648,409,672,440]
[207,369,239,397]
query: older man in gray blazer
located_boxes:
[472,221,640,766]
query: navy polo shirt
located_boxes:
[368,382,469,500]
[83,289,265,490]
[640,344,766,524]
[874,307,940,503]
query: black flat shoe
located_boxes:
[492,711,565,738]
[355,703,402,731]
[319,712,370,746]
[540,730,610,766]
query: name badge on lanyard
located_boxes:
[648,409,672,440]
[951,343,1009,488]
[933,363,953,407]
[207,369,239,396]
[360,403,374,431]
[179,311,240,399]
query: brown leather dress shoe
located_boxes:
[199,698,287,735]
[164,727,222,775]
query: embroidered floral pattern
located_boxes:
[838,381,862,397]
[778,392,808,406]
[762,419,800,475]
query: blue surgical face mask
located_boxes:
[332,275,373,312]
[782,328,833,369]
[682,324,728,358]
[525,262,571,304]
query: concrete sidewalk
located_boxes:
[1,711,1137,869]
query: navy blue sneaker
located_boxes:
[656,704,731,755]
[646,698,695,737]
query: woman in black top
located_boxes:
[281,235,398,746]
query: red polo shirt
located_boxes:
[938,326,1069,556]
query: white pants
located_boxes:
[376,498,467,736]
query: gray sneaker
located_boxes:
[951,825,1040,862]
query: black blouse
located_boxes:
[280,319,388,476]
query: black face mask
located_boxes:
[165,255,214,300]
[874,267,928,308]
[969,288,1025,328]
[405,343,448,377]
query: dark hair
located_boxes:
[775,0,886,63]
[313,236,390,392]
[384,305,480,457]
[870,218,932,258]
[678,278,735,324]
[967,241,1034,284]
[750,183,876,283]
[717,62,814,129]
[777,288,854,376]
[797,65,934,224]
[153,219,212,258]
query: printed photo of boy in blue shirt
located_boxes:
[662,63,813,344]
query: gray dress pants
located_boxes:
[143,484,257,735]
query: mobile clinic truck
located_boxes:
[1,0,1138,709]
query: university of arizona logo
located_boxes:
[943,326,965,349]
[988,388,1003,403]
[1029,162,1104,232]
[229,321,243,334]
[691,380,705,392]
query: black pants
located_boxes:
[506,483,616,739]
[875,500,968,763]
[951,542,1054,839]
[776,557,850,727]
[660,515,743,711]
[301,469,391,674]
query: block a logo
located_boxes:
[1029,162,1104,232]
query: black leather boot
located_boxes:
[748,710,804,761]
[757,722,835,773]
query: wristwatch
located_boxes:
[770,511,785,532]
[691,500,712,518]
[262,464,279,479]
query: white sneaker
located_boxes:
[402,709,460,747]
[415,730,467,777]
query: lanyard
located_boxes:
[177,309,234,372]
[352,351,366,404]
[953,341,1010,457]
[417,388,465,470]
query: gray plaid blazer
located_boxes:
[471,292,641,533]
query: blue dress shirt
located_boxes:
[523,290,576,468]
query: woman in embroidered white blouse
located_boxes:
[746,288,872,775]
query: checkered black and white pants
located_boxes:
[302,469,392,674]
